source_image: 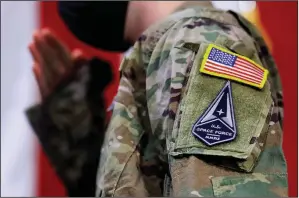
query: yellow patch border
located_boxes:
[199,44,269,89]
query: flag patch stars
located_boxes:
[200,44,269,89]
[192,81,237,146]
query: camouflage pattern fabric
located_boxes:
[26,6,288,197]
[96,7,288,197]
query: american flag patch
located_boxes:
[200,44,269,89]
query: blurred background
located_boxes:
[1,1,298,197]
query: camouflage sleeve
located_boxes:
[26,58,112,196]
[96,48,159,196]
[126,6,288,196]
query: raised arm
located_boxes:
[26,29,112,196]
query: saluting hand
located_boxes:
[28,28,87,99]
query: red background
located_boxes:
[37,2,298,196]
[257,2,298,196]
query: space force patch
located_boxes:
[192,81,237,146]
[200,44,269,89]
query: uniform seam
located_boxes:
[102,99,145,196]
[112,133,144,196]
[168,49,197,151]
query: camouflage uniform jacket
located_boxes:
[26,7,288,197]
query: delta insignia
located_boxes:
[200,44,269,89]
[192,81,237,146]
